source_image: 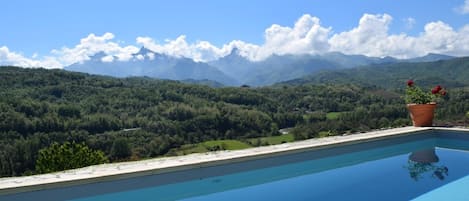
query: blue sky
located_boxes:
[1,0,469,67]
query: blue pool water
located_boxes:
[180,148,468,201]
[3,131,469,201]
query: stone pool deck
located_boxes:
[1,126,468,196]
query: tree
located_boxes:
[35,142,108,174]
[58,105,81,118]
[110,138,132,161]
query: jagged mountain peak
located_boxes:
[65,47,240,86]
[229,47,241,55]
[222,47,247,61]
[133,46,155,56]
[65,49,459,87]
[131,46,173,61]
[89,51,108,61]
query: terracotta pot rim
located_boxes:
[406,102,437,106]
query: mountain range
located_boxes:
[65,47,455,86]
[279,56,469,90]
[66,48,239,86]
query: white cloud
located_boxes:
[223,40,261,60]
[52,32,138,65]
[136,35,234,62]
[2,13,469,68]
[135,14,331,61]
[101,55,114,62]
[329,13,469,58]
[136,35,191,59]
[329,14,393,56]
[0,46,62,68]
[418,21,457,53]
[147,52,155,60]
[136,54,144,61]
[259,14,331,59]
[456,0,469,14]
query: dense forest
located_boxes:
[0,66,468,177]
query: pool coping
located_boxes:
[1,126,468,195]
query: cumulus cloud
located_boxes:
[135,54,144,61]
[135,14,331,61]
[329,13,469,58]
[101,55,114,62]
[259,14,331,59]
[52,32,139,65]
[2,13,469,68]
[329,14,393,56]
[0,46,61,68]
[147,52,155,60]
[135,35,258,61]
[137,35,227,61]
[136,35,193,60]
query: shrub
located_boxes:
[35,141,108,174]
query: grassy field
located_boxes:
[168,134,296,156]
[168,140,252,156]
[203,140,252,150]
[326,112,342,120]
[246,133,294,146]
[318,131,334,137]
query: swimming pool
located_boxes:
[1,128,469,201]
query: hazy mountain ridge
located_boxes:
[66,47,239,86]
[279,56,469,89]
[65,47,456,86]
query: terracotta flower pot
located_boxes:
[409,148,439,163]
[407,103,436,127]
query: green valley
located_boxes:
[0,61,468,176]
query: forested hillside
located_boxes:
[0,66,468,177]
[282,57,469,89]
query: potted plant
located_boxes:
[404,80,446,127]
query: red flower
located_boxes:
[405,80,447,104]
[432,85,443,94]
[407,80,414,87]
